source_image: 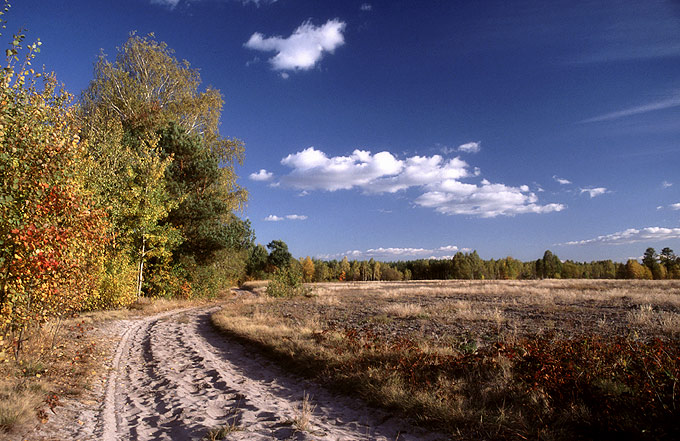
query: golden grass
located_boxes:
[211,279,680,440]
[0,380,43,434]
[382,302,427,318]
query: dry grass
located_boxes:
[382,302,427,318]
[0,380,44,433]
[211,279,680,440]
[292,392,316,432]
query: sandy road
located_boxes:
[35,304,446,441]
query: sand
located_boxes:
[25,303,447,440]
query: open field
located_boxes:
[213,279,680,440]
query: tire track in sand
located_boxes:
[101,306,446,440]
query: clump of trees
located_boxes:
[1,11,252,353]
[78,33,252,302]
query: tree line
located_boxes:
[245,245,680,282]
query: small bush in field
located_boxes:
[266,267,309,298]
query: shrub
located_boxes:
[266,267,309,298]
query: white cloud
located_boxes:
[360,3,372,11]
[580,187,608,198]
[249,169,274,181]
[670,203,680,210]
[244,19,346,71]
[415,182,565,218]
[150,0,180,8]
[561,227,680,246]
[457,141,481,154]
[278,147,563,218]
[582,92,680,123]
[264,214,308,222]
[553,175,572,185]
[662,180,673,188]
[318,244,463,260]
[285,214,308,220]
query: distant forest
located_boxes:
[248,244,680,282]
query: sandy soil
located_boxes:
[24,303,446,441]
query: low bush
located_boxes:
[265,267,309,298]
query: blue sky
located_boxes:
[9,0,680,262]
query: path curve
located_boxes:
[37,304,447,440]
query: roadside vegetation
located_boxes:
[213,279,680,440]
[0,2,248,433]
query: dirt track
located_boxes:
[29,304,444,441]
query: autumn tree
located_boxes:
[300,256,315,283]
[0,17,108,342]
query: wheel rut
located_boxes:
[86,306,448,440]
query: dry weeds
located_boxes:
[212,279,680,440]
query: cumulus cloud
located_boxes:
[457,141,481,154]
[416,181,565,218]
[264,214,308,222]
[580,187,608,198]
[561,227,680,246]
[360,3,372,11]
[249,169,274,181]
[553,175,572,185]
[670,203,680,210]
[278,147,563,217]
[662,180,673,188]
[244,19,346,71]
[318,245,465,260]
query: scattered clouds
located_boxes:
[582,92,680,123]
[278,147,564,217]
[264,214,308,222]
[580,187,608,198]
[317,245,470,260]
[670,203,680,211]
[249,169,274,181]
[553,175,572,185]
[457,141,481,154]
[244,19,346,71]
[662,180,673,188]
[360,3,372,11]
[561,227,680,246]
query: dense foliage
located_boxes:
[1,8,251,356]
[78,33,252,300]
[0,17,108,351]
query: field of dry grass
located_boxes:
[213,279,680,440]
